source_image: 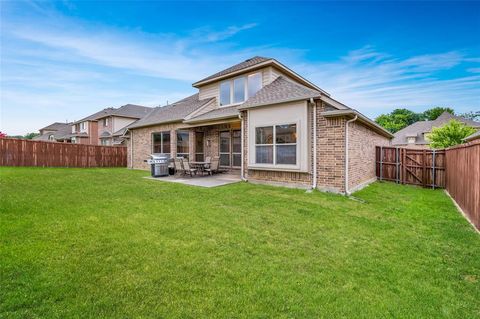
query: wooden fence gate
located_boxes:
[376,146,446,188]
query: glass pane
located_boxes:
[178,154,189,160]
[220,154,230,166]
[233,154,241,167]
[176,131,189,154]
[276,124,296,143]
[233,77,245,103]
[153,133,162,153]
[195,153,204,162]
[232,130,241,153]
[220,131,230,153]
[255,126,273,144]
[220,81,231,106]
[162,132,170,154]
[248,73,262,98]
[256,145,273,164]
[195,132,204,153]
[276,145,296,165]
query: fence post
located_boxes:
[379,146,383,181]
[432,149,436,190]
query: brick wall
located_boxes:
[347,122,390,192]
[316,101,347,193]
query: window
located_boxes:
[233,77,246,103]
[220,82,231,106]
[255,124,297,165]
[103,118,109,127]
[101,139,110,146]
[152,131,171,154]
[71,137,76,144]
[219,131,230,166]
[219,72,262,107]
[255,126,274,164]
[248,73,262,98]
[195,132,204,161]
[80,122,87,131]
[176,131,189,159]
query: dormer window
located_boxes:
[219,72,262,107]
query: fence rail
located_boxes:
[445,140,480,230]
[376,146,446,188]
[0,138,127,168]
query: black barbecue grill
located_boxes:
[147,154,170,177]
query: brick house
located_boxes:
[392,112,480,149]
[33,122,72,142]
[69,104,152,146]
[126,57,392,194]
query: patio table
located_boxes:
[189,161,209,175]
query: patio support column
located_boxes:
[171,129,177,158]
[189,130,195,160]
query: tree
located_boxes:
[427,120,476,149]
[375,108,423,133]
[0,131,6,138]
[422,107,454,121]
[459,111,480,122]
[24,132,39,139]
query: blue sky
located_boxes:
[1,1,479,135]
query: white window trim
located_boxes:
[219,72,262,108]
[253,122,299,169]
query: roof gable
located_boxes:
[239,76,322,109]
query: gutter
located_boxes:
[345,115,358,195]
[311,98,317,190]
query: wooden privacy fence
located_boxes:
[0,138,127,168]
[444,140,480,230]
[376,146,446,188]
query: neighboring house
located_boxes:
[126,56,392,194]
[392,112,480,148]
[70,104,152,145]
[464,130,480,142]
[33,122,72,142]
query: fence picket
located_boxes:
[0,138,127,168]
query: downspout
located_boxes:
[129,129,134,169]
[238,112,247,181]
[311,98,317,190]
[345,115,358,195]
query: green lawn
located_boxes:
[1,167,479,318]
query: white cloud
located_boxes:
[1,4,479,135]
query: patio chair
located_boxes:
[205,158,219,175]
[181,159,197,177]
[173,158,184,175]
[204,156,212,169]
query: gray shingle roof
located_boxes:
[464,130,480,142]
[34,122,72,141]
[193,56,271,85]
[128,93,214,129]
[112,127,128,137]
[239,76,322,109]
[39,122,69,132]
[392,112,480,145]
[74,104,152,124]
[184,106,239,123]
[99,131,112,138]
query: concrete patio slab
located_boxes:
[144,173,242,188]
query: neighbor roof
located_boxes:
[74,104,152,124]
[39,122,70,132]
[393,112,480,145]
[34,122,72,141]
[128,94,214,129]
[239,76,322,110]
[464,130,480,142]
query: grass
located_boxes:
[0,167,479,318]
